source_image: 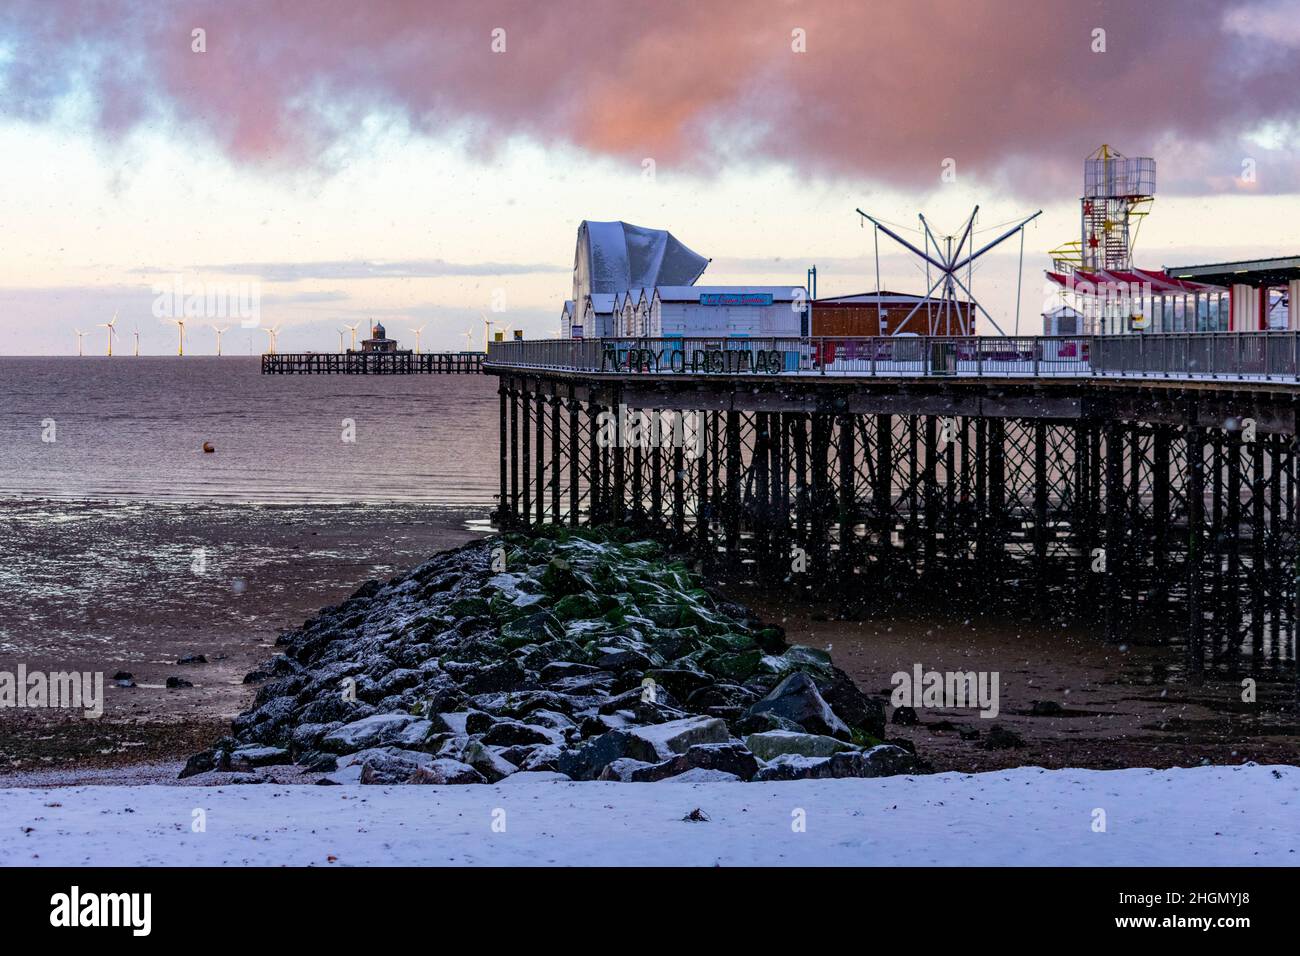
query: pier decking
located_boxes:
[261,351,484,374]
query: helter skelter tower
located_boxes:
[1050,144,1156,273]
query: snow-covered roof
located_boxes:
[655,285,806,302]
[575,221,709,300]
[584,293,618,315]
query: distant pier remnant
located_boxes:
[261,352,484,374]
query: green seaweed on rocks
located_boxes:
[180,527,921,784]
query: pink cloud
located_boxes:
[4,0,1299,195]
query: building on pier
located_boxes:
[642,285,807,338]
[572,220,709,319]
[354,321,409,354]
[1042,304,1084,336]
[1047,257,1299,335]
[567,218,813,339]
[812,291,972,337]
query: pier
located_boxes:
[261,351,484,374]
[486,332,1300,688]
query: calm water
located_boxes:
[0,357,499,505]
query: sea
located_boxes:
[0,357,500,504]
[0,357,500,659]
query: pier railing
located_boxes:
[485,332,1300,384]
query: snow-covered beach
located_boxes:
[3,764,1296,867]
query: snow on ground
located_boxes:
[2,765,1297,867]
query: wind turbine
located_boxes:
[167,318,186,356]
[481,312,494,351]
[337,328,346,352]
[263,325,280,354]
[98,310,118,356]
[461,327,476,351]
[132,323,140,356]
[213,325,230,357]
[408,324,427,354]
[74,329,87,356]
[343,322,360,351]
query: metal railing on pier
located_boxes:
[484,332,1300,384]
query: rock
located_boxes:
[459,741,518,782]
[733,711,805,735]
[184,532,926,786]
[753,754,835,781]
[177,654,209,665]
[744,730,857,761]
[659,768,741,783]
[538,661,601,683]
[1031,700,1063,717]
[481,720,562,747]
[178,751,215,779]
[330,747,449,785]
[631,742,760,782]
[686,683,759,710]
[114,678,136,688]
[518,744,564,772]
[496,770,571,784]
[982,725,1026,749]
[812,671,887,738]
[436,712,472,735]
[641,667,713,699]
[297,750,339,772]
[112,671,133,681]
[752,744,921,781]
[746,672,850,740]
[499,611,562,649]
[553,592,604,621]
[707,650,763,682]
[165,676,193,689]
[320,713,417,754]
[540,557,588,596]
[411,759,486,785]
[597,757,657,781]
[458,659,528,695]
[463,710,497,735]
[555,730,634,781]
[892,705,919,726]
[625,716,730,763]
[228,745,291,772]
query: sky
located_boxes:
[2,0,1300,354]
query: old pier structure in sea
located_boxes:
[486,333,1300,690]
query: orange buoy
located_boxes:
[202,441,215,453]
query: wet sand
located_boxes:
[735,584,1300,773]
[4,501,1296,785]
[0,498,488,780]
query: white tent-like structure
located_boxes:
[572,220,709,315]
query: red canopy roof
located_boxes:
[1047,268,1222,295]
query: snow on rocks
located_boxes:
[180,529,913,787]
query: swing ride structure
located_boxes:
[854,206,1043,337]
